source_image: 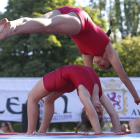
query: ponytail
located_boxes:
[75,111,92,133]
[75,122,83,133]
[76,111,105,133]
[106,19,113,37]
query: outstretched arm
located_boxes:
[78,85,102,134]
[82,54,94,68]
[38,91,64,133]
[100,94,121,132]
[106,43,140,104]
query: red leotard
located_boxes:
[55,6,110,56]
[43,65,102,98]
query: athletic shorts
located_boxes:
[43,68,75,93]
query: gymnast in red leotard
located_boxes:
[55,6,110,57]
[26,65,121,134]
[0,6,140,105]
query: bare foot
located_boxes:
[24,132,32,135]
[0,18,8,34]
[25,131,36,135]
[129,119,140,133]
[38,130,46,133]
[0,19,16,41]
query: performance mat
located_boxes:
[0,132,140,140]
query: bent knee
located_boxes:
[44,15,81,35]
[28,92,39,102]
[44,97,54,104]
[22,17,32,22]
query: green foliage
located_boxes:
[90,0,106,18]
[78,6,108,32]
[0,0,109,77]
[1,0,140,133]
[49,122,77,132]
[73,35,140,77]
[94,36,140,77]
[114,36,140,76]
[89,0,140,38]
[47,35,61,47]
[0,0,140,78]
[13,122,22,132]
[0,0,78,76]
[123,0,140,37]
[4,0,75,19]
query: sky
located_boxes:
[0,0,90,13]
[0,0,8,13]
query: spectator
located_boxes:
[0,122,14,133]
[121,123,129,132]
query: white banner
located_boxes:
[0,77,140,122]
[101,78,140,121]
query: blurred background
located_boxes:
[0,0,140,133]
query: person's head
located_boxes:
[0,122,14,133]
[76,103,104,133]
[121,123,129,132]
[94,56,112,70]
[93,101,103,120]
[106,19,112,38]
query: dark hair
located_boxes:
[106,19,113,37]
[1,122,14,132]
[75,111,104,133]
[106,63,112,70]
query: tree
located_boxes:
[0,0,77,76]
[0,0,108,77]
[124,0,140,36]
[114,36,140,76]
[90,0,106,18]
[89,0,140,39]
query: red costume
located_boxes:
[55,6,110,56]
[43,65,102,98]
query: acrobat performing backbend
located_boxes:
[26,65,122,134]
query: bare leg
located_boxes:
[27,78,51,134]
[6,11,60,27]
[129,118,140,133]
[0,10,81,40]
[0,10,60,40]
[38,91,64,133]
